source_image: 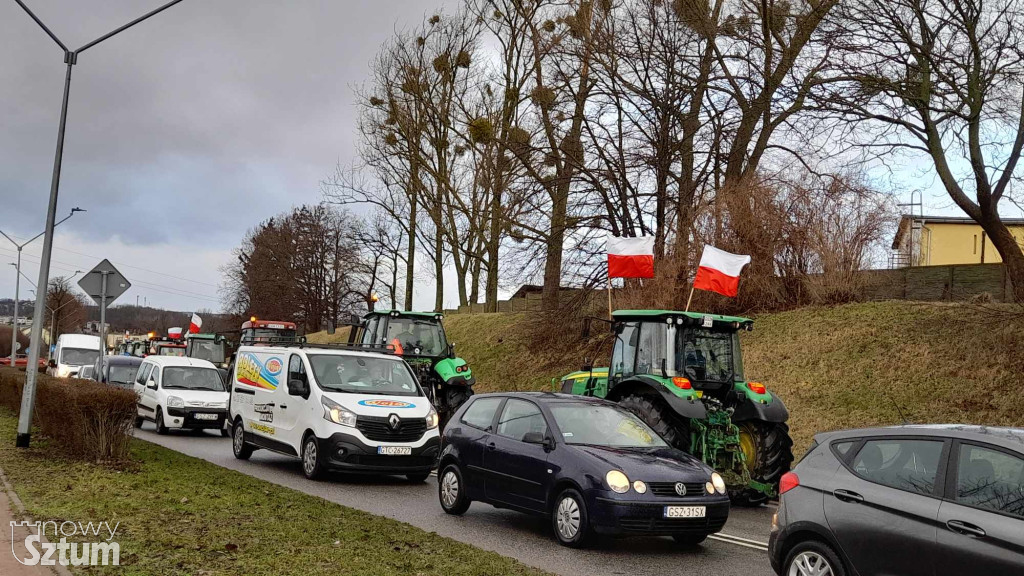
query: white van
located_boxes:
[49,334,102,378]
[133,356,230,436]
[229,345,440,481]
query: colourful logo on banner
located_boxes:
[236,353,284,390]
[357,399,415,409]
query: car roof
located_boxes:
[143,356,217,369]
[471,392,614,405]
[237,345,396,362]
[814,424,1024,450]
[105,356,143,365]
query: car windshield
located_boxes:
[61,347,99,366]
[676,328,735,383]
[549,404,668,448]
[189,340,226,363]
[382,317,447,356]
[243,328,297,344]
[308,354,420,396]
[162,367,225,391]
[108,365,139,385]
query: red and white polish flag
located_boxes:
[694,246,751,297]
[607,234,655,279]
[189,313,203,334]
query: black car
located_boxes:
[93,355,143,388]
[769,425,1024,576]
[437,392,730,547]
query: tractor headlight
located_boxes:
[322,397,356,427]
[167,396,184,409]
[711,472,727,495]
[425,407,439,430]
[606,470,630,494]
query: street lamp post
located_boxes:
[13,0,189,448]
[1,208,83,363]
[9,268,83,362]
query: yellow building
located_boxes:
[892,215,1024,267]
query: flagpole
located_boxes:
[685,285,695,312]
[607,275,613,319]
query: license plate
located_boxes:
[194,413,219,421]
[377,446,412,456]
[664,506,706,519]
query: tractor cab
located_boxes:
[561,310,792,506]
[348,310,473,426]
[239,318,297,346]
[185,333,231,368]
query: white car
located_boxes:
[133,356,230,436]
[49,334,101,378]
[229,345,441,481]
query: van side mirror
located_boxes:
[147,379,157,390]
[287,378,309,399]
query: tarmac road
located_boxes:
[136,425,776,576]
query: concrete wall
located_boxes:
[860,263,1013,302]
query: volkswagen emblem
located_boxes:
[388,414,401,430]
[674,482,687,496]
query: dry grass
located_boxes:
[431,302,1024,453]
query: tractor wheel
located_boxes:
[618,394,690,452]
[440,386,473,429]
[731,421,794,507]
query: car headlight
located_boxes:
[167,396,184,408]
[606,470,630,494]
[322,397,356,427]
[632,480,647,494]
[711,472,727,495]
[425,406,439,430]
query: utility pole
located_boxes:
[12,0,189,449]
[1,209,83,363]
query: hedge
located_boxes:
[0,367,136,461]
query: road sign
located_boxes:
[78,259,131,306]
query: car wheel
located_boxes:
[232,420,253,460]
[784,540,846,576]
[438,464,471,515]
[155,409,169,435]
[672,534,707,547]
[552,488,591,548]
[406,473,430,483]
[301,435,324,480]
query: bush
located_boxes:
[0,367,136,462]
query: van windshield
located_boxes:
[308,355,420,396]
[162,367,225,391]
[61,348,99,366]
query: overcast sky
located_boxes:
[0,0,457,313]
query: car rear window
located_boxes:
[461,397,502,430]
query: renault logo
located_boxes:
[674,482,687,496]
[388,414,401,429]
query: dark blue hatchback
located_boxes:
[437,392,730,547]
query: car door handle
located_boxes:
[486,442,496,451]
[833,489,864,503]
[279,405,287,409]
[946,520,986,538]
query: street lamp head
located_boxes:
[71,207,85,214]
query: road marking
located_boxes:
[709,532,770,552]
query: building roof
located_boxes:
[893,214,1024,249]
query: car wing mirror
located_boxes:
[522,432,545,444]
[147,380,157,390]
[287,378,309,398]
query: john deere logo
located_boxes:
[388,414,400,429]
[674,482,687,496]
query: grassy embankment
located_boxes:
[0,411,546,576]
[310,302,1024,452]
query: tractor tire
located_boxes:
[618,394,690,452]
[731,421,794,507]
[440,386,473,429]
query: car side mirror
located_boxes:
[522,432,545,444]
[287,378,309,399]
[147,380,157,390]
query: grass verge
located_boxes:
[0,411,547,576]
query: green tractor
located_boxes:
[560,310,793,506]
[348,310,475,426]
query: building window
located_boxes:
[973,234,978,255]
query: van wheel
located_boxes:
[155,409,169,435]
[232,420,253,460]
[301,435,324,480]
[134,416,143,429]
